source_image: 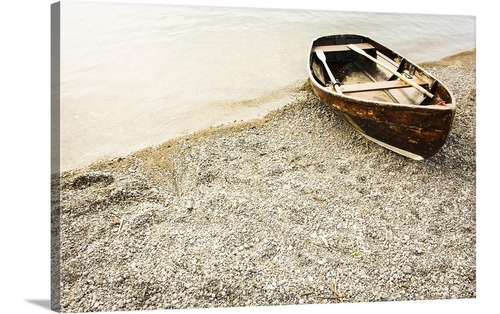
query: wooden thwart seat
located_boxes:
[340,78,429,93]
[314,42,375,53]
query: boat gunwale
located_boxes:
[309,80,456,111]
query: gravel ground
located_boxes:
[51,50,476,312]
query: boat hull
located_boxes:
[310,83,454,159]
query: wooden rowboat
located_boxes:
[308,34,456,160]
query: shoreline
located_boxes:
[58,80,304,173]
[53,49,476,312]
[58,50,475,173]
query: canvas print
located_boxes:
[51,1,476,312]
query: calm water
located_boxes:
[59,2,475,171]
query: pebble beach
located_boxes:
[52,50,476,312]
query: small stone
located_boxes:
[187,200,193,210]
[403,267,414,274]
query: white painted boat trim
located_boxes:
[358,132,424,160]
[342,113,424,160]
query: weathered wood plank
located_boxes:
[341,78,428,93]
[314,42,375,53]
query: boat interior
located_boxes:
[310,41,443,106]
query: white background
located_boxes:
[1,1,497,314]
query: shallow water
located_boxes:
[59,2,475,171]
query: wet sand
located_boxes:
[52,50,476,312]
